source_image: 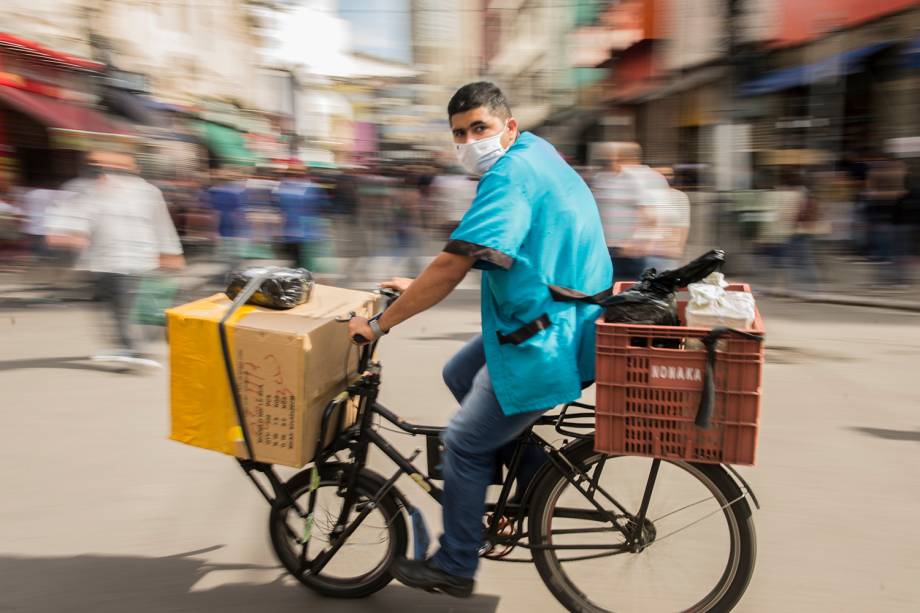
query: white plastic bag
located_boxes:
[685,272,756,329]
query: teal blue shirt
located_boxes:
[445,132,612,414]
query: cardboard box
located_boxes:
[166,285,378,467]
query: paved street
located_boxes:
[1,292,919,612]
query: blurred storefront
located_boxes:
[0,33,132,187]
[555,0,920,182]
[739,1,920,166]
[194,99,292,170]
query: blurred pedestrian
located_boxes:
[273,168,330,271]
[44,151,185,368]
[898,166,920,284]
[0,183,25,265]
[20,183,56,258]
[207,169,249,270]
[758,169,806,289]
[643,166,691,272]
[390,176,424,276]
[243,170,282,260]
[161,177,216,258]
[845,150,872,255]
[789,174,825,290]
[17,182,84,289]
[274,168,309,267]
[865,154,908,284]
[430,163,477,239]
[591,142,669,281]
[356,170,391,257]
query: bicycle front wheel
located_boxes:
[528,442,756,613]
[269,463,408,599]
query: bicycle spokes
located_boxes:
[531,454,754,613]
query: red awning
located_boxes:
[0,85,130,136]
[0,33,103,71]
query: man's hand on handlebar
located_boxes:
[348,283,406,345]
[348,316,376,345]
[349,253,472,344]
[378,277,413,293]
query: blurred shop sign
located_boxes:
[886,137,920,158]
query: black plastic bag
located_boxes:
[604,249,725,326]
[225,266,315,309]
[603,269,679,326]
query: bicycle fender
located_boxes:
[724,465,760,510]
[524,439,760,512]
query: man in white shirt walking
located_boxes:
[591,142,669,280]
[45,151,185,366]
[642,166,691,272]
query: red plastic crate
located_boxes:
[594,282,764,465]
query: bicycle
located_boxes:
[228,287,760,612]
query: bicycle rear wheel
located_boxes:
[528,441,756,613]
[269,463,408,598]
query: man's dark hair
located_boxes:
[447,81,511,120]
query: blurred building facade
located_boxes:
[477,0,919,184]
[0,32,129,185]
[4,0,266,107]
[412,0,483,149]
[2,0,918,182]
[740,0,920,161]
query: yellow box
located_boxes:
[166,285,378,467]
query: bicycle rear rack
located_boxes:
[554,401,597,441]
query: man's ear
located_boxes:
[504,117,519,148]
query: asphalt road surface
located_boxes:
[1,293,918,612]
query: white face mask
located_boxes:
[455,123,508,176]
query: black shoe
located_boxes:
[390,557,474,598]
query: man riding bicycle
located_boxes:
[348,81,612,597]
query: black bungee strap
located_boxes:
[497,313,552,345]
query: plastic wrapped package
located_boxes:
[685,272,756,330]
[225,267,315,309]
[603,250,726,325]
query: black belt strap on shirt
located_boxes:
[548,284,613,304]
[497,313,552,345]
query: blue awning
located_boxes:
[740,41,893,96]
[906,35,920,69]
[142,97,188,114]
[102,86,170,128]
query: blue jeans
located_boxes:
[871,223,907,284]
[609,247,646,282]
[787,234,820,289]
[430,336,548,578]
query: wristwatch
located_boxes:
[368,313,388,339]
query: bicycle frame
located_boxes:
[239,352,659,573]
[227,287,756,577]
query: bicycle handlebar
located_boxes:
[344,287,402,371]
